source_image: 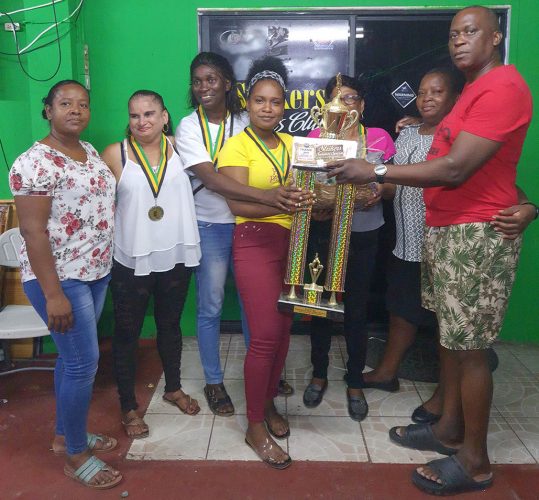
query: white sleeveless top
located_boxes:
[114,138,201,275]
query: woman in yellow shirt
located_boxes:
[218,56,293,469]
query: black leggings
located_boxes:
[309,223,379,389]
[111,259,192,412]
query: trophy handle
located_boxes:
[311,106,324,130]
[341,110,359,133]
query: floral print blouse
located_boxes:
[9,141,116,282]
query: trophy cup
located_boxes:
[278,73,363,320]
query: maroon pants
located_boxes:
[233,222,293,423]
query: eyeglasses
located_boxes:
[341,94,362,105]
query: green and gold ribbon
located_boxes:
[196,105,226,164]
[358,123,367,159]
[244,126,290,185]
[129,133,168,198]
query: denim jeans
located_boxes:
[23,275,111,455]
[195,221,249,384]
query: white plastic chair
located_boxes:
[0,228,52,376]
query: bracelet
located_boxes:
[522,201,539,220]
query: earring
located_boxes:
[163,123,169,133]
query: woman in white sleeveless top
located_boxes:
[102,90,201,439]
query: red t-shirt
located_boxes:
[424,65,532,226]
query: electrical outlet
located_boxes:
[4,22,22,32]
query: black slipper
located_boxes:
[389,423,458,455]
[347,390,368,422]
[303,380,328,408]
[412,456,493,495]
[412,404,441,425]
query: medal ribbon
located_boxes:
[244,126,290,185]
[129,134,168,198]
[196,105,226,164]
[358,123,367,159]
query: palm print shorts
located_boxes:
[421,222,522,350]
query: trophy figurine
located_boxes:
[278,73,362,320]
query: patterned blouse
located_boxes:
[392,125,433,262]
[9,141,116,282]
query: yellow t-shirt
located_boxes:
[218,129,293,229]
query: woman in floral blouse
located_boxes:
[9,80,122,490]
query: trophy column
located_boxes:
[324,182,357,305]
[284,169,316,299]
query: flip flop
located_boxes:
[121,415,149,439]
[244,438,292,470]
[412,455,493,495]
[52,433,118,455]
[389,423,458,456]
[162,393,200,416]
[64,455,123,490]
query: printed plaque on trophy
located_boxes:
[278,73,364,321]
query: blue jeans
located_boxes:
[195,221,249,384]
[24,275,111,455]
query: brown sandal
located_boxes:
[52,433,118,455]
[121,412,149,439]
[204,383,235,417]
[162,392,200,416]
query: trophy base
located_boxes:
[277,293,344,322]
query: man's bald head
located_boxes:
[456,5,500,33]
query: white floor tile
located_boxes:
[127,413,213,460]
[506,417,539,463]
[365,382,423,418]
[287,415,368,462]
[126,333,539,464]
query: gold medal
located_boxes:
[148,205,164,221]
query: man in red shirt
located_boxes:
[329,5,536,496]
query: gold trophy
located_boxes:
[278,73,361,320]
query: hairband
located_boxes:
[247,70,286,96]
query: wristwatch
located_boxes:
[374,164,388,184]
[522,201,539,220]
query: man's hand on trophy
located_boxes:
[326,159,375,185]
[264,184,316,212]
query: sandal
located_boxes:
[277,379,294,397]
[204,383,235,417]
[412,455,493,495]
[162,392,200,415]
[264,416,290,440]
[245,437,292,470]
[64,455,122,490]
[389,423,458,456]
[411,404,441,425]
[121,412,149,439]
[52,433,118,455]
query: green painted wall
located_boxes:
[1,1,538,342]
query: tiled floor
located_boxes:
[128,335,539,465]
